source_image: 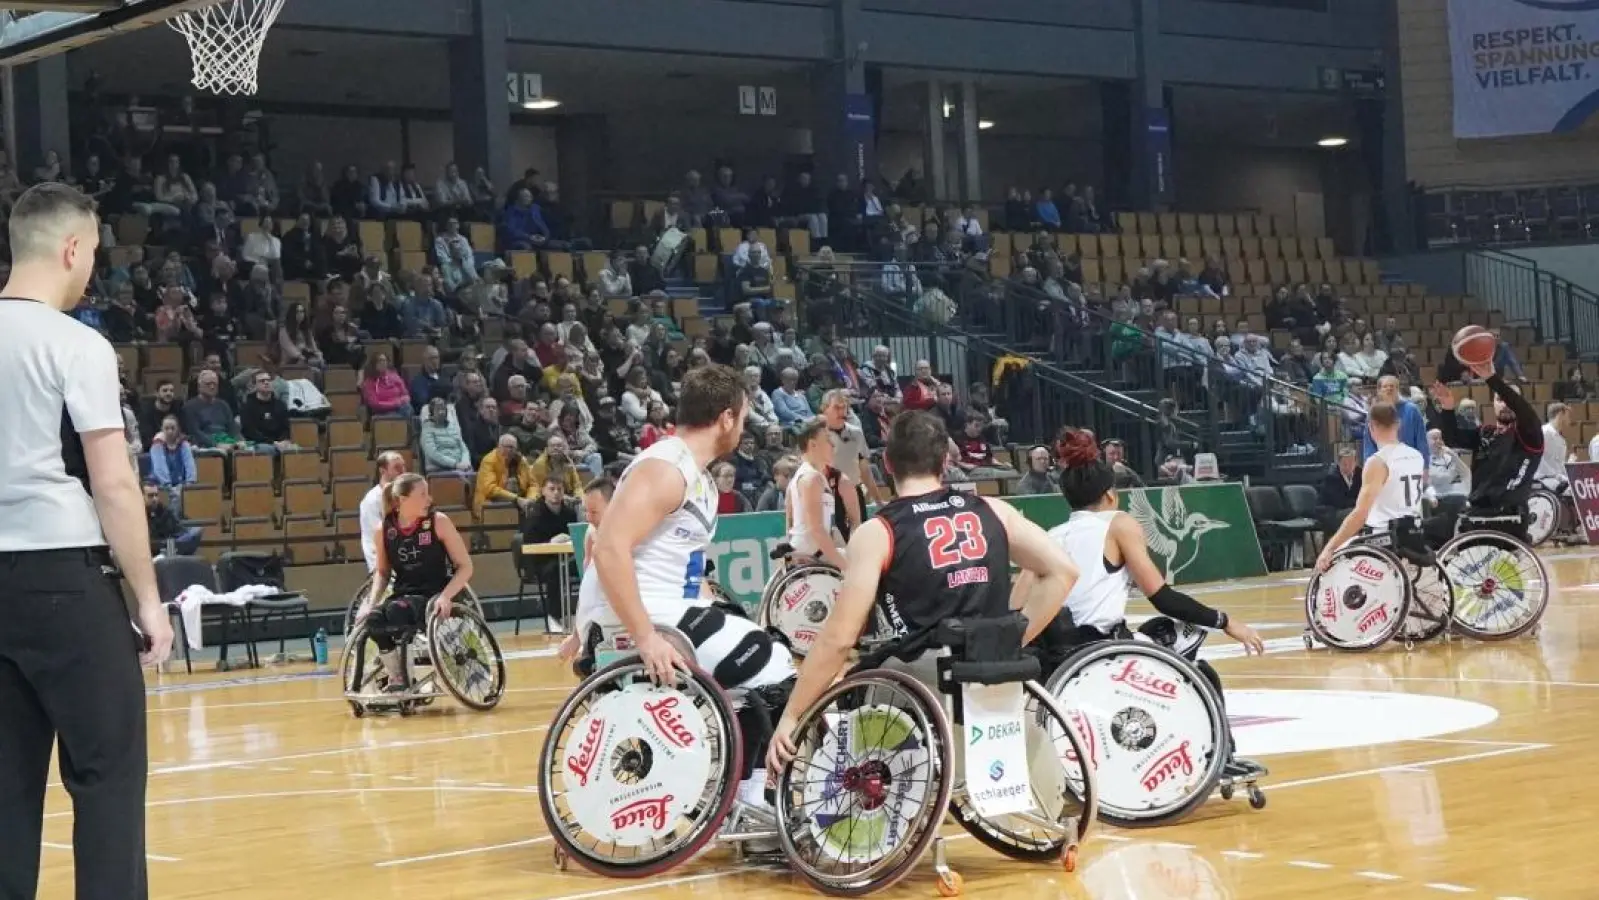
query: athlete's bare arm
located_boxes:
[1317,456,1388,571]
[983,497,1080,644]
[431,513,474,618]
[591,458,690,680]
[799,471,848,569]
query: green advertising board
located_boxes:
[569,482,1268,613]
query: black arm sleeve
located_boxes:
[1436,407,1477,451]
[1486,373,1544,450]
[1148,584,1224,629]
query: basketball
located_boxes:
[1451,324,1497,367]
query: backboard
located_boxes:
[0,0,219,65]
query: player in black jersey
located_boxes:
[357,473,475,691]
[1426,357,1545,544]
[766,411,1080,771]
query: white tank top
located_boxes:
[1048,510,1132,633]
[785,460,837,557]
[576,437,718,630]
[1367,441,1426,530]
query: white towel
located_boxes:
[172,583,283,650]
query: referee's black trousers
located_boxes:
[0,549,148,900]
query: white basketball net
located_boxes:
[168,0,286,96]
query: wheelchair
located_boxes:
[1526,481,1581,548]
[341,592,506,717]
[1304,522,1455,652]
[342,576,484,643]
[1043,628,1265,828]
[756,543,898,657]
[541,614,1098,897]
[1435,512,1551,641]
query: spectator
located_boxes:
[543,346,585,397]
[248,153,280,214]
[238,370,293,452]
[1103,439,1145,488]
[1034,188,1062,231]
[103,281,150,343]
[743,365,778,433]
[599,250,632,299]
[331,163,366,218]
[859,346,900,401]
[860,390,895,449]
[368,161,401,218]
[297,161,333,217]
[712,461,751,513]
[462,396,502,463]
[628,245,666,296]
[147,415,198,505]
[553,406,604,478]
[491,339,539,401]
[954,414,1016,479]
[1310,352,1351,407]
[146,482,202,556]
[323,216,363,281]
[757,455,798,512]
[500,187,550,251]
[529,434,586,497]
[407,346,449,413]
[1317,445,1363,535]
[788,171,826,241]
[737,246,775,312]
[435,162,474,217]
[1556,366,1594,402]
[397,163,430,218]
[638,400,674,448]
[271,302,320,370]
[435,216,478,295]
[279,212,323,280]
[619,366,661,429]
[591,396,636,465]
[1014,446,1057,495]
[771,367,811,429]
[182,368,240,451]
[901,359,938,410]
[138,380,183,451]
[473,433,536,516]
[1379,342,1420,384]
[519,477,578,605]
[501,375,532,424]
[507,403,551,457]
[749,175,783,227]
[154,153,198,214]
[930,382,966,435]
[1427,428,1471,515]
[758,422,789,469]
[1279,337,1317,384]
[710,166,749,225]
[731,432,772,503]
[1491,327,1526,381]
[359,353,411,415]
[680,170,712,226]
[419,397,473,475]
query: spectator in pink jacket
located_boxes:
[360,352,411,414]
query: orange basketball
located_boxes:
[1451,324,1496,367]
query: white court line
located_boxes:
[1412,738,1542,747]
[374,836,552,868]
[537,865,781,900]
[1287,860,1333,870]
[42,785,536,821]
[1229,671,1599,690]
[1221,850,1264,859]
[1262,744,1551,793]
[1425,883,1476,894]
[148,724,549,775]
[41,841,180,863]
[1356,870,1404,881]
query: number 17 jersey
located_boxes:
[1368,442,1426,530]
[874,488,1011,638]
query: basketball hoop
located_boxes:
[168,0,286,96]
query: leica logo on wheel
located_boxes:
[1139,740,1196,793]
[644,696,696,749]
[565,717,605,787]
[610,795,675,832]
[1352,559,1387,582]
[1109,660,1179,700]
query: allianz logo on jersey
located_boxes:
[1126,488,1228,583]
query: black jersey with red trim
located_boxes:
[873,487,1012,638]
[383,510,452,598]
[1438,374,1544,511]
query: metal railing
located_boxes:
[1463,248,1599,358]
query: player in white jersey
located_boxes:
[1317,401,1426,571]
[783,419,848,569]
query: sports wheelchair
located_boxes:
[757,543,897,657]
[1304,521,1455,652]
[1434,512,1551,641]
[1527,480,1582,548]
[341,589,507,717]
[540,613,1098,896]
[1044,623,1267,827]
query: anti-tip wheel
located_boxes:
[935,870,964,897]
[1248,786,1267,810]
[348,701,365,718]
[1302,633,1314,650]
[1219,782,1235,801]
[553,846,567,872]
[1061,843,1080,873]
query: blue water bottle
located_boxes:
[313,628,328,665]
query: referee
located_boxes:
[0,183,172,900]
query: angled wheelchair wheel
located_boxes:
[1438,531,1550,641]
[757,562,843,657]
[1400,561,1454,644]
[1525,490,1560,548]
[538,655,741,879]
[1304,546,1412,652]
[428,607,506,711]
[1043,641,1227,828]
[948,680,1097,862]
[342,576,375,641]
[340,622,387,717]
[775,668,955,896]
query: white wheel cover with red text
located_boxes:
[1057,654,1218,818]
[768,568,842,655]
[560,683,715,849]
[1527,492,1558,546]
[1309,551,1408,648]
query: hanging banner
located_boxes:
[1448,0,1599,138]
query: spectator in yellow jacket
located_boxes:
[529,433,585,497]
[474,433,536,516]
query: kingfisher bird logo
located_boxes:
[1127,488,1228,583]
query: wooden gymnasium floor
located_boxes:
[35,547,1599,900]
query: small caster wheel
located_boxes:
[553,846,568,872]
[1219,782,1234,801]
[1061,843,1079,873]
[348,701,365,718]
[935,870,963,897]
[1404,639,1415,652]
[1248,786,1267,809]
[1302,634,1314,651]
[398,701,416,717]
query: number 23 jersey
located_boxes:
[874,488,1012,637]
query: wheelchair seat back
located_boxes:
[935,614,1041,688]
[1361,518,1436,569]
